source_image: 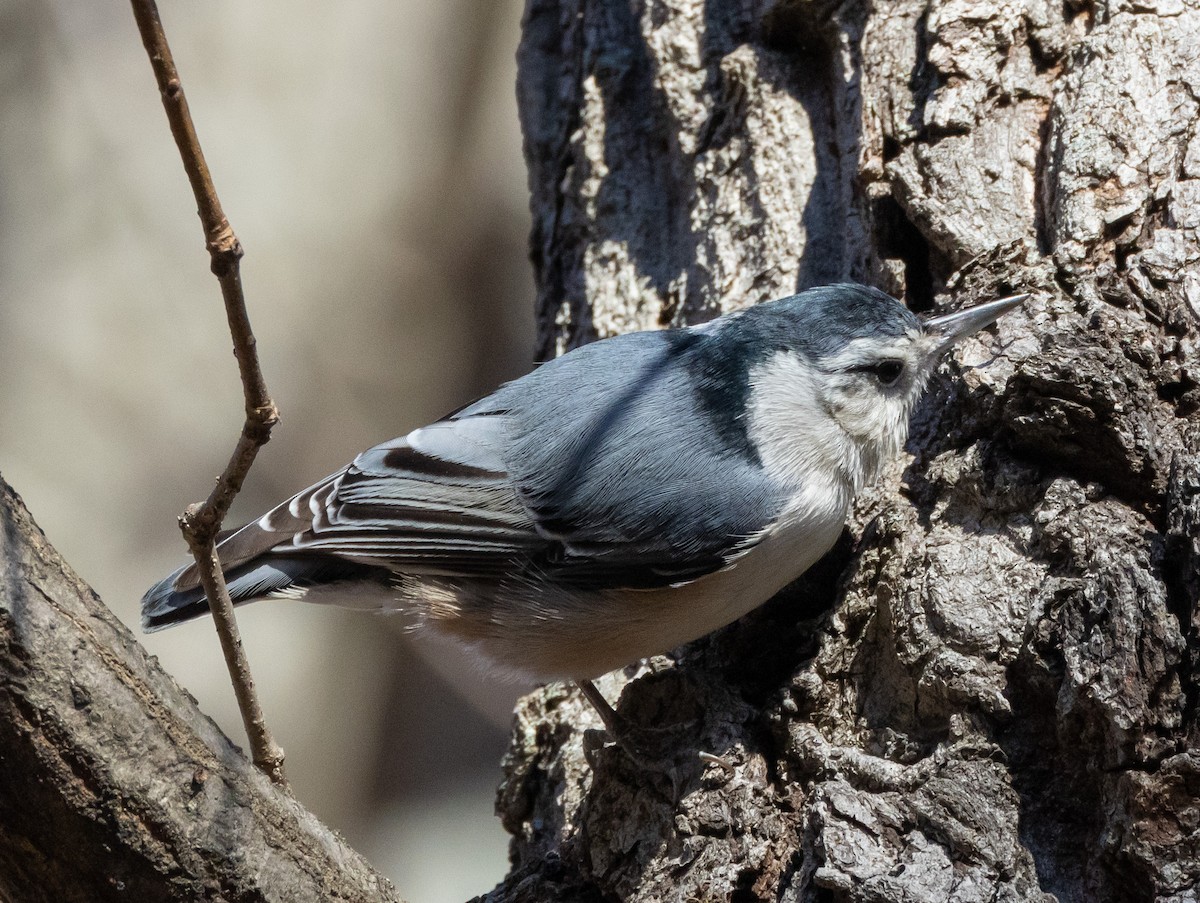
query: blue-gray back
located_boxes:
[458,329,788,585]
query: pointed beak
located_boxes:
[924,293,1029,352]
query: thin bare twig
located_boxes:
[130,0,286,786]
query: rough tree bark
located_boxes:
[3,0,1197,899]
[0,478,402,902]
[484,0,1200,901]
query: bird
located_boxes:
[142,283,1026,736]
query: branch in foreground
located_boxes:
[0,475,401,903]
[129,0,284,783]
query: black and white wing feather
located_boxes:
[277,420,542,573]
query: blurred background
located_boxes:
[0,1,536,899]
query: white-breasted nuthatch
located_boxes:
[143,284,1025,718]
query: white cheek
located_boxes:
[828,383,877,434]
[836,390,904,440]
[864,396,911,460]
[745,350,923,494]
[745,352,861,489]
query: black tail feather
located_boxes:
[140,554,388,632]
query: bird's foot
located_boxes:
[576,679,729,775]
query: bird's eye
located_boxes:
[868,360,905,386]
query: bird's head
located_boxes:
[729,284,1027,488]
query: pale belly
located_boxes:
[423,481,853,681]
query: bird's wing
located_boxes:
[284,418,543,573]
[168,416,543,594]
[174,330,789,593]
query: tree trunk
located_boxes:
[486,1,1200,901]
[0,477,402,903]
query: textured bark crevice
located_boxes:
[487,0,1200,900]
[0,476,402,903]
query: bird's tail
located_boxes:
[140,552,383,632]
[140,477,392,633]
[142,465,417,632]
